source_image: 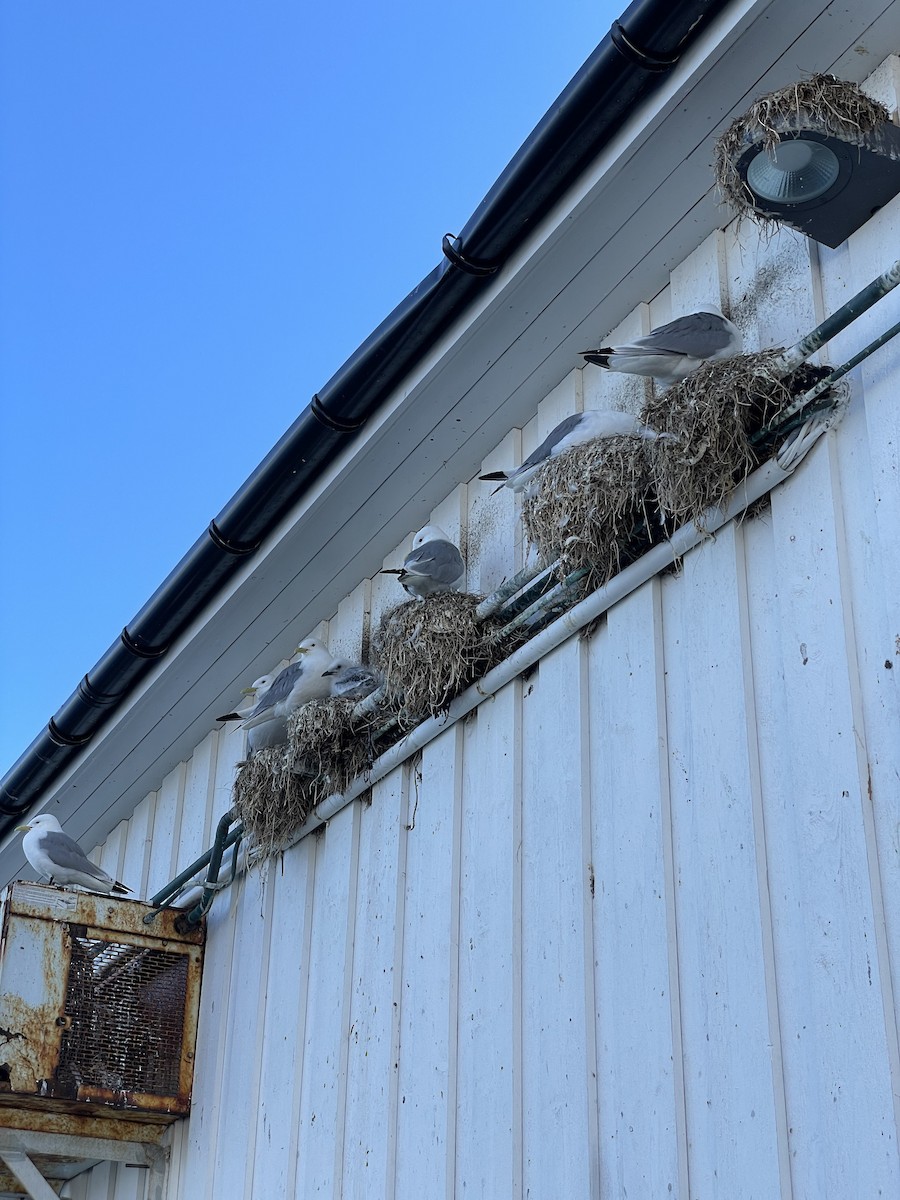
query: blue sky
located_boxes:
[0,1,612,772]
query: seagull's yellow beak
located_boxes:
[14,824,31,833]
[293,645,310,656]
[240,687,257,695]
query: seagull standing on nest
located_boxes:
[581,307,741,386]
[479,409,670,494]
[16,814,132,895]
[240,639,335,752]
[382,526,465,598]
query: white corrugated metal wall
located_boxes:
[60,64,900,1200]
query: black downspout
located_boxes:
[0,0,733,825]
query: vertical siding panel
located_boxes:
[456,682,520,1198]
[146,764,185,897]
[340,769,408,1199]
[250,836,317,1198]
[588,581,682,1198]
[208,873,274,1200]
[96,819,127,883]
[581,303,651,418]
[669,229,729,314]
[746,448,900,1193]
[177,733,219,871]
[520,639,595,1197]
[121,793,155,901]
[178,891,239,1198]
[329,581,372,662]
[660,525,782,1196]
[724,223,817,352]
[393,724,462,1200]
[294,802,360,1198]
[468,429,524,592]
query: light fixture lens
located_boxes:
[746,137,842,203]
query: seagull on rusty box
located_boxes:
[16,814,133,895]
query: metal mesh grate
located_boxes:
[58,935,189,1096]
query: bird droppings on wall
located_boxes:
[373,593,511,726]
[644,353,839,528]
[521,436,655,591]
[714,73,890,224]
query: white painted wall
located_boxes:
[59,58,900,1200]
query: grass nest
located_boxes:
[284,695,386,809]
[643,352,835,529]
[521,436,656,590]
[715,74,890,221]
[231,747,314,859]
[373,591,507,725]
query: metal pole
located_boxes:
[769,257,900,376]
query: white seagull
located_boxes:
[216,672,278,723]
[382,525,465,598]
[479,408,670,493]
[581,308,741,385]
[241,639,335,752]
[16,814,132,895]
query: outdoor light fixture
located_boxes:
[734,120,900,247]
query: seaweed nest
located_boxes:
[232,747,314,858]
[643,352,834,528]
[521,436,656,590]
[284,695,385,809]
[715,74,890,221]
[373,591,506,725]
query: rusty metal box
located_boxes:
[0,882,203,1124]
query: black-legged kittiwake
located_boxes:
[241,639,334,752]
[322,661,384,702]
[382,526,465,598]
[216,672,278,723]
[479,409,670,493]
[581,308,741,385]
[16,814,133,895]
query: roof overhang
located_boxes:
[2,0,898,881]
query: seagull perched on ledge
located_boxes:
[16,814,132,895]
[581,308,741,385]
[479,408,670,494]
[382,525,465,598]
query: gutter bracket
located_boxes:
[441,234,500,277]
[610,20,681,71]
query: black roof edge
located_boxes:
[0,0,733,822]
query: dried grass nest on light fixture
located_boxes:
[521,435,657,591]
[643,351,836,529]
[373,591,510,726]
[714,73,890,221]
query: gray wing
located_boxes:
[403,539,464,583]
[40,831,109,880]
[515,413,585,475]
[333,667,382,700]
[635,312,734,357]
[247,662,303,718]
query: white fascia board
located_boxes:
[3,0,897,878]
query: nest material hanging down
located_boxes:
[521,436,656,591]
[374,591,507,725]
[231,747,314,859]
[714,73,890,222]
[284,695,386,809]
[231,693,389,859]
[643,352,836,529]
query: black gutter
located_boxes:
[0,0,733,823]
